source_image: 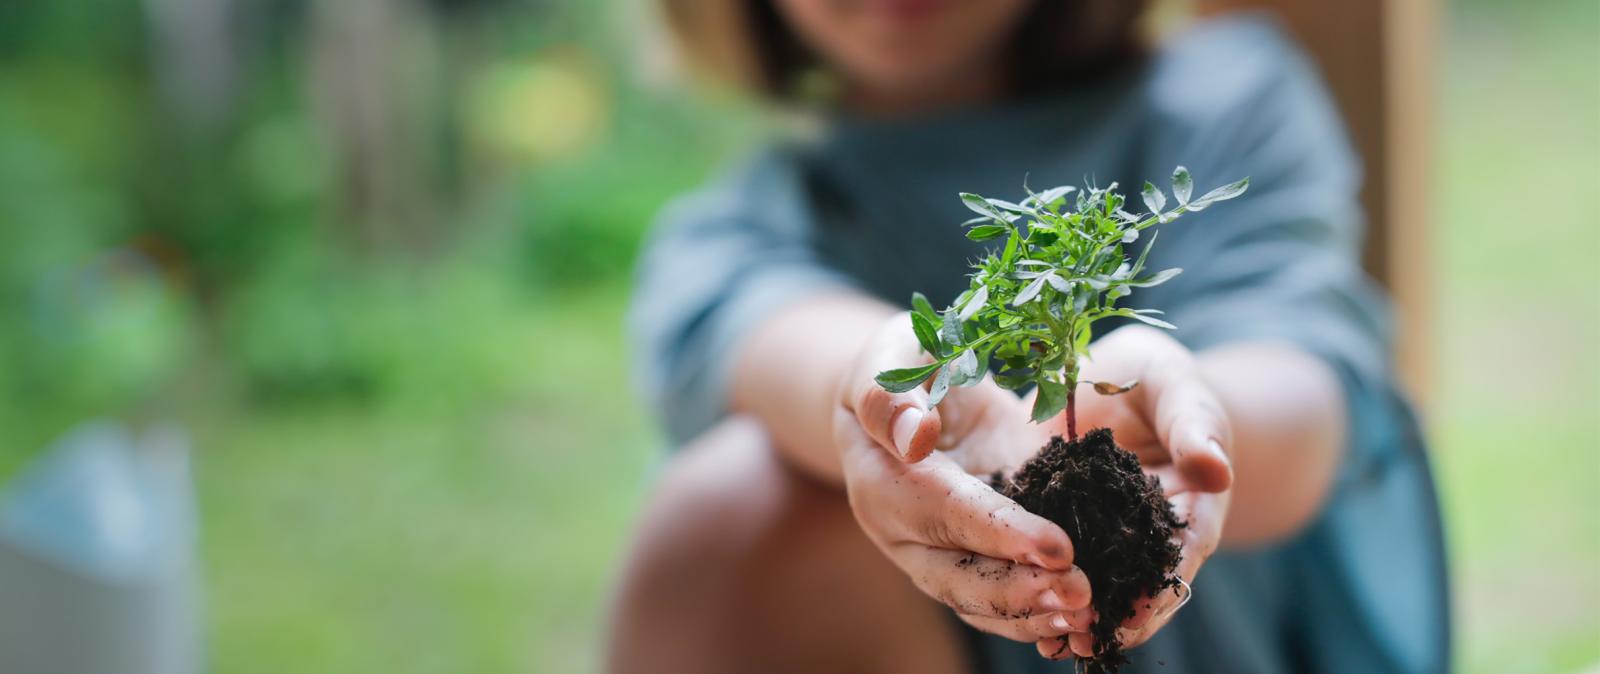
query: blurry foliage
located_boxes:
[0,0,755,455]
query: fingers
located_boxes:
[903,547,1089,621]
[961,606,1094,643]
[1117,490,1226,649]
[930,483,1080,573]
[843,441,1078,570]
[1117,583,1185,650]
[1068,632,1095,658]
[1142,362,1233,493]
[853,382,943,462]
[1036,636,1074,660]
[1169,490,1226,585]
[1073,326,1233,492]
[846,314,944,462]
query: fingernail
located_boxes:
[891,407,923,457]
[1025,552,1067,571]
[1060,566,1092,609]
[1116,626,1139,646]
[1037,589,1066,612]
[1206,438,1227,459]
[1029,541,1072,571]
[1050,614,1071,632]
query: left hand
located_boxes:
[1032,325,1235,660]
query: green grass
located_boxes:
[1433,1,1600,671]
[196,283,656,674]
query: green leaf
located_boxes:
[997,367,1037,380]
[956,284,989,322]
[1129,267,1182,288]
[1043,348,1066,372]
[941,308,964,346]
[960,193,1002,219]
[1013,274,1049,305]
[974,342,997,377]
[911,292,937,322]
[985,198,1030,213]
[917,174,1249,420]
[1035,185,1075,209]
[1131,230,1159,274]
[1124,309,1177,329]
[928,365,953,406]
[1031,378,1068,423]
[949,348,982,387]
[995,373,1032,390]
[1189,177,1249,210]
[966,224,1008,241]
[875,363,940,392]
[1172,166,1193,204]
[1141,181,1167,215]
[910,311,941,355]
[1071,284,1091,313]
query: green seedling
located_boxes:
[875,167,1248,440]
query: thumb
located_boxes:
[1158,377,1228,489]
[846,313,945,463]
[1148,373,1233,493]
[851,375,944,463]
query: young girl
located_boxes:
[611,1,1448,672]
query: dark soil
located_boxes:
[997,428,1184,674]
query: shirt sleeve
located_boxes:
[627,151,857,445]
[1134,16,1411,486]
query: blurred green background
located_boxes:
[0,0,1593,672]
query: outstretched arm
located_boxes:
[728,292,905,484]
[1198,341,1344,546]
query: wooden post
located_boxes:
[1191,0,1437,406]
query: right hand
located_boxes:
[833,312,1095,643]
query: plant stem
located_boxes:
[1066,386,1077,442]
[1064,335,1079,442]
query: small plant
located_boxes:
[874,167,1248,440]
[874,168,1247,673]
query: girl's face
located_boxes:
[774,0,1032,110]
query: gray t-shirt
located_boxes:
[628,14,1448,674]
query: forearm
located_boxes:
[1197,342,1346,547]
[729,292,898,485]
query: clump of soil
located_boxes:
[997,428,1184,674]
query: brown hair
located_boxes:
[659,0,1152,100]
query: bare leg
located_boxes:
[606,416,972,674]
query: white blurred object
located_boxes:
[0,422,201,674]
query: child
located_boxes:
[611,1,1448,672]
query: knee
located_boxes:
[619,416,835,579]
[604,416,844,673]
[605,416,968,674]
